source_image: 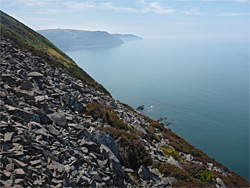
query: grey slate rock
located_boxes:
[20,80,33,90]
[89,128,119,159]
[48,112,67,127]
[27,71,43,77]
[100,144,124,178]
[48,124,60,136]
[4,132,14,142]
[52,160,65,173]
[138,165,150,180]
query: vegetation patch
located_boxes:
[151,133,160,141]
[182,163,206,178]
[172,178,210,187]
[116,134,152,169]
[87,102,154,169]
[153,162,210,187]
[162,146,181,161]
[98,127,137,140]
[200,170,214,182]
[86,102,130,131]
[152,162,189,179]
[98,127,152,169]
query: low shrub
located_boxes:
[172,178,210,187]
[152,162,189,180]
[162,146,182,162]
[183,163,206,178]
[116,135,152,169]
[98,127,152,169]
[87,102,129,130]
[152,133,160,141]
[153,162,210,187]
[98,127,137,140]
[200,170,214,182]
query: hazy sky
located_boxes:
[1,0,249,40]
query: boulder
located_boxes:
[4,132,14,142]
[48,125,60,136]
[100,144,124,178]
[89,128,119,159]
[185,154,193,162]
[48,112,67,127]
[131,120,146,134]
[136,105,144,111]
[20,80,33,90]
[162,177,177,185]
[6,105,39,122]
[138,165,150,180]
[167,156,181,167]
[27,71,43,78]
[216,178,226,188]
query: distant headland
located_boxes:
[37,29,142,50]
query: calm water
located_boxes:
[66,39,249,180]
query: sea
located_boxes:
[65,39,249,180]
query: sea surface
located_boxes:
[66,39,249,180]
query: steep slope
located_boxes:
[38,29,124,50]
[0,11,110,96]
[0,11,249,187]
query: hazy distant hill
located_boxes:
[38,29,124,50]
[112,34,143,41]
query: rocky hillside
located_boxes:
[38,29,124,50]
[0,11,249,187]
[0,11,109,96]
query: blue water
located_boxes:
[66,40,249,180]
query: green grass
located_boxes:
[200,170,214,182]
[0,10,110,96]
[152,133,160,141]
[162,146,182,161]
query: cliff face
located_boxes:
[0,11,249,187]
